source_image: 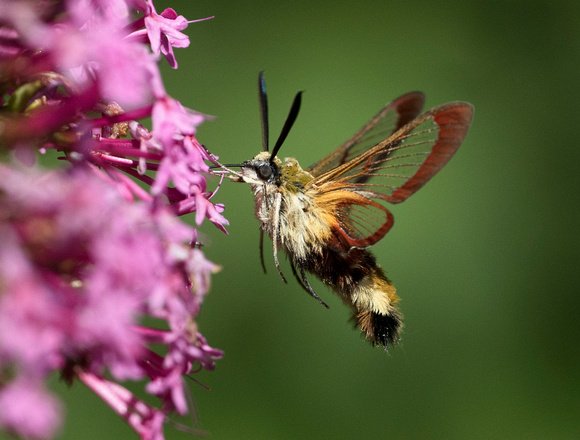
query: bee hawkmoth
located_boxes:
[222,73,473,349]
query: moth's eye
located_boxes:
[257,163,274,181]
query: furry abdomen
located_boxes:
[300,245,402,348]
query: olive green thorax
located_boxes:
[249,151,313,193]
[279,157,313,192]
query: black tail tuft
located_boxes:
[356,308,403,349]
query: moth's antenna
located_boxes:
[258,71,269,152]
[270,91,302,162]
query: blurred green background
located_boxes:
[28,1,580,440]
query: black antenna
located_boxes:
[258,71,269,152]
[270,91,302,162]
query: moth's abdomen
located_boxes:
[351,267,402,348]
[356,308,402,348]
[305,247,402,348]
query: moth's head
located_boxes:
[229,151,282,185]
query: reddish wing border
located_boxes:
[387,103,474,203]
[310,102,473,193]
[310,101,474,248]
[315,187,395,250]
[306,92,425,177]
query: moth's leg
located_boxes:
[262,184,269,210]
[290,260,329,309]
[260,184,268,274]
[259,229,267,274]
[297,264,329,309]
[271,192,287,283]
[290,260,307,292]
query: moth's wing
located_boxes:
[306,92,425,177]
[311,102,474,249]
[315,186,395,250]
[311,102,474,202]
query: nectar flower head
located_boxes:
[0,166,223,439]
[0,1,223,439]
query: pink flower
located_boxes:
[0,378,62,440]
[0,2,225,439]
[0,166,223,439]
[79,371,166,440]
[127,1,212,69]
[63,2,161,108]
[144,7,190,68]
[152,96,206,143]
[0,230,64,374]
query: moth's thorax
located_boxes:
[240,152,333,260]
[278,157,314,192]
[275,190,335,260]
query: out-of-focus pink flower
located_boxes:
[0,378,63,440]
[0,25,24,56]
[0,165,223,439]
[64,2,160,108]
[0,1,225,439]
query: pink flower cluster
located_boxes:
[0,1,224,439]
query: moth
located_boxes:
[221,73,473,349]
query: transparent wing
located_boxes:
[311,102,474,249]
[315,188,395,250]
[310,102,474,204]
[306,92,425,177]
